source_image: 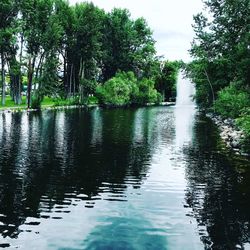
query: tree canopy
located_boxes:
[0,0,179,108]
[186,0,250,134]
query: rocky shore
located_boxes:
[207,113,248,155]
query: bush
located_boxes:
[133,78,160,105]
[53,96,79,106]
[236,108,250,136]
[87,95,98,105]
[96,71,162,106]
[155,61,179,101]
[96,71,138,106]
[236,108,250,153]
[31,92,43,109]
[214,84,250,118]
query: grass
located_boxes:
[0,96,56,110]
[0,96,27,109]
[41,96,55,107]
[0,95,98,110]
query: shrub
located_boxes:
[96,72,138,106]
[95,71,162,106]
[53,97,79,106]
[214,84,250,118]
[133,78,160,105]
[31,92,43,109]
[236,108,250,136]
[155,61,179,101]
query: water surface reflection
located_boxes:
[183,115,250,250]
[0,107,249,249]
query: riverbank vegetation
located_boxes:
[185,0,250,137]
[0,0,179,110]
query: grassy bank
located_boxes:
[0,95,175,113]
[0,96,56,111]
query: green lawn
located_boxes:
[0,96,55,110]
[0,95,98,110]
[0,96,26,109]
[41,96,55,106]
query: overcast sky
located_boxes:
[69,0,203,62]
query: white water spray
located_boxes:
[175,71,196,147]
[176,72,195,106]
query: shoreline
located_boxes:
[0,102,176,113]
[207,113,249,156]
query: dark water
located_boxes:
[0,106,249,250]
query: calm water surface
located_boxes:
[0,105,250,250]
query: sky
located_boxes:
[69,0,203,62]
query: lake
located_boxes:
[0,103,250,249]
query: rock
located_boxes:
[207,113,247,153]
[231,140,240,149]
[231,131,238,139]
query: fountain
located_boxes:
[175,71,196,147]
[176,72,195,106]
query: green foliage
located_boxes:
[155,61,180,101]
[236,111,250,136]
[96,72,137,106]
[87,95,98,105]
[236,107,250,152]
[133,79,160,105]
[0,0,171,109]
[74,2,105,82]
[80,79,97,96]
[96,71,161,106]
[214,84,250,118]
[187,0,250,112]
[31,92,43,109]
[101,8,155,81]
[0,0,19,105]
[53,96,79,106]
[185,61,213,109]
[39,55,61,96]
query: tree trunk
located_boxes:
[162,90,165,102]
[79,59,85,103]
[27,56,36,109]
[14,75,21,105]
[204,69,215,111]
[73,66,76,97]
[63,51,67,98]
[79,58,84,80]
[18,33,24,105]
[68,64,73,98]
[35,52,45,89]
[8,58,22,105]
[9,63,14,101]
[17,73,22,105]
[1,52,6,106]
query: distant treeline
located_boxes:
[0,0,180,108]
[185,0,250,135]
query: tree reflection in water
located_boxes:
[0,108,158,240]
[184,114,250,250]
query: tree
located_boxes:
[187,0,250,111]
[96,71,161,106]
[155,61,180,101]
[74,3,105,99]
[101,8,156,81]
[0,0,19,105]
[96,71,138,106]
[20,0,56,108]
[0,0,174,109]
